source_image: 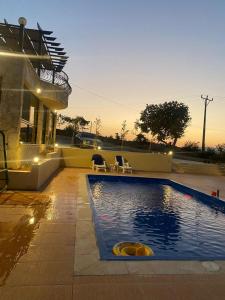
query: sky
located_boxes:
[1,0,225,146]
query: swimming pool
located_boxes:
[87,175,225,260]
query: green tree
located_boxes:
[138,101,191,146]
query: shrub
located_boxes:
[182,141,200,152]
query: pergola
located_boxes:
[0,19,68,73]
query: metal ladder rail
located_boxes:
[0,130,8,192]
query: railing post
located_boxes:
[37,30,42,77]
[52,70,55,84]
[18,17,27,52]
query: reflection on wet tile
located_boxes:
[0,193,51,286]
[2,167,224,299]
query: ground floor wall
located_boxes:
[6,147,171,190]
[8,152,61,190]
[61,147,172,172]
[0,58,24,169]
[20,144,46,167]
[0,56,59,170]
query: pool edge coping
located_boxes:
[74,172,225,276]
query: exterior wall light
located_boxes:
[29,217,35,225]
[168,151,173,156]
[33,156,39,164]
[36,88,42,94]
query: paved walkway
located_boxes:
[0,168,224,299]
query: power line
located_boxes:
[73,83,129,108]
[70,84,225,139]
[73,82,225,107]
[72,83,205,109]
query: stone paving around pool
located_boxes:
[0,168,225,300]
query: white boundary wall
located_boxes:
[61,147,172,172]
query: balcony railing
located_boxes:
[39,69,72,95]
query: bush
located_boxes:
[182,141,200,152]
[216,143,225,154]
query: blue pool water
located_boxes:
[87,175,225,260]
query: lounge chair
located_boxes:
[91,154,107,172]
[115,155,133,173]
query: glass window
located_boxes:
[47,112,55,145]
[41,106,48,144]
[20,88,38,143]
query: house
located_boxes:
[0,17,71,189]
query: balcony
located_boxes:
[39,69,72,109]
[0,20,72,109]
[39,69,72,95]
[23,59,71,110]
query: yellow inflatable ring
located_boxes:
[112,242,154,256]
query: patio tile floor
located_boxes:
[0,168,225,299]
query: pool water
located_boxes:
[87,175,225,260]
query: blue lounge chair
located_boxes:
[91,154,107,172]
[115,155,133,173]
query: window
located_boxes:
[47,112,55,145]
[41,106,48,144]
[20,88,38,143]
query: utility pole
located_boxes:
[201,95,213,152]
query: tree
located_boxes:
[205,147,216,155]
[182,141,200,152]
[138,101,191,146]
[216,143,225,154]
[134,133,148,143]
[131,119,140,136]
[215,144,225,162]
[57,115,89,143]
[115,132,120,140]
[120,120,129,150]
[63,125,75,136]
[58,115,89,133]
[93,117,102,136]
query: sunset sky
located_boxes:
[1,0,225,146]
